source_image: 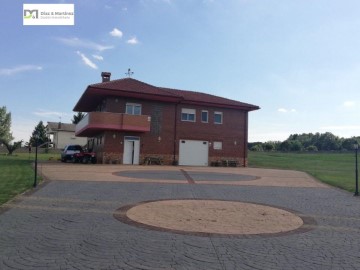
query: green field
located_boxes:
[248,151,357,192]
[0,152,59,205]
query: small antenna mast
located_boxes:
[125,68,134,78]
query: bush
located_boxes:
[306,145,318,152]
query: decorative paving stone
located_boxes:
[114,199,314,237]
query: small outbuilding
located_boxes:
[46,122,87,149]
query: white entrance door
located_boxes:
[123,137,140,165]
[179,139,209,166]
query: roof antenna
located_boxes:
[125,68,134,78]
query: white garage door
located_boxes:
[179,140,209,166]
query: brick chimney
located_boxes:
[101,72,111,82]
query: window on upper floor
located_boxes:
[96,100,106,112]
[214,111,223,124]
[181,108,196,122]
[126,103,142,115]
[201,110,208,123]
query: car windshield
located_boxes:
[67,145,83,151]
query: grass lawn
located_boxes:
[248,151,357,193]
[0,152,59,205]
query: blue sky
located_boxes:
[1,0,360,143]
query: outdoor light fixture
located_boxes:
[33,131,39,188]
[354,142,359,196]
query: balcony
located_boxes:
[75,112,151,137]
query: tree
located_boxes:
[1,140,23,155]
[0,106,22,155]
[72,112,85,124]
[0,106,13,142]
[341,138,357,151]
[305,145,318,152]
[29,121,50,147]
[317,132,341,151]
[263,142,275,151]
[250,144,263,151]
[279,141,291,152]
[289,140,303,151]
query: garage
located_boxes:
[179,140,209,166]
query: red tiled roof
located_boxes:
[160,87,259,109]
[74,78,259,112]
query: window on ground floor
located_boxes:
[213,141,223,150]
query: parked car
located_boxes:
[61,144,83,162]
[72,151,97,164]
[61,144,97,164]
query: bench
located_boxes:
[144,156,163,165]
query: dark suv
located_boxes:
[61,144,83,162]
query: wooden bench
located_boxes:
[144,156,163,165]
[221,160,238,167]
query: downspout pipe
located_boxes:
[173,101,181,165]
[243,111,248,167]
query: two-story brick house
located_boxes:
[73,72,259,166]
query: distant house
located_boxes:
[46,122,87,149]
[73,72,260,166]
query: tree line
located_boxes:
[249,132,360,152]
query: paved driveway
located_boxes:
[0,164,360,269]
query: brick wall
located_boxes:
[94,97,248,166]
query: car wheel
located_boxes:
[91,157,97,164]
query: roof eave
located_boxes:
[73,86,182,112]
[180,100,260,111]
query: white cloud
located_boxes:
[343,101,355,107]
[320,125,360,131]
[127,36,139,44]
[277,108,296,113]
[76,51,98,69]
[33,110,68,118]
[92,54,104,61]
[0,65,42,76]
[110,28,123,38]
[56,37,114,51]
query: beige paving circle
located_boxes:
[123,199,304,235]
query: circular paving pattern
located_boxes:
[114,199,315,237]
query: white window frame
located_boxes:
[126,103,142,115]
[181,108,196,122]
[201,110,208,123]
[214,111,223,124]
[213,141,223,150]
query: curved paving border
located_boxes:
[114,170,258,182]
[113,199,317,238]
